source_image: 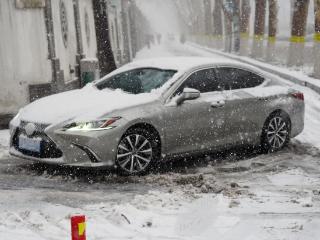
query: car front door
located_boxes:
[162,68,228,156]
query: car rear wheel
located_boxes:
[261,113,291,153]
[116,128,160,175]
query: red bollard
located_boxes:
[71,215,86,240]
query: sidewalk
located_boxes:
[188,42,320,95]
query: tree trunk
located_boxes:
[266,0,278,61]
[252,0,266,59]
[92,0,116,76]
[240,0,251,55]
[314,0,320,78]
[315,0,320,34]
[223,7,233,53]
[204,0,213,46]
[204,0,213,35]
[287,0,310,67]
[189,0,203,43]
[233,0,241,53]
[213,0,223,49]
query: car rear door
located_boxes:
[214,67,267,145]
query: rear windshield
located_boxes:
[96,68,177,94]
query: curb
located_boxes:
[188,43,320,95]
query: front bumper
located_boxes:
[9,122,122,168]
[9,147,113,168]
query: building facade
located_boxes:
[0,0,148,128]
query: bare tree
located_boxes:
[266,0,278,61]
[240,0,251,55]
[314,0,320,78]
[252,0,266,59]
[287,0,310,67]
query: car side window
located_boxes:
[176,68,223,94]
[216,67,265,90]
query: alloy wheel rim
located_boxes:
[116,134,153,173]
[267,117,288,149]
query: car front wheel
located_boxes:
[116,128,159,175]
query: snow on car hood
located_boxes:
[19,85,158,124]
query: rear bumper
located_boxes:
[290,101,305,138]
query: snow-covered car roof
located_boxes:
[93,56,269,98]
[118,57,241,72]
[96,57,262,85]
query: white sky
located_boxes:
[135,0,181,35]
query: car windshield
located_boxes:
[96,68,177,94]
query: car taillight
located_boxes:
[291,92,304,101]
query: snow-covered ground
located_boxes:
[1,42,320,240]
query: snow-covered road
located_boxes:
[0,42,320,240]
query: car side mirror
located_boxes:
[176,88,200,105]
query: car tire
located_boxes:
[115,127,160,175]
[261,112,291,153]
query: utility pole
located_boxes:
[266,0,278,62]
[287,0,310,67]
[252,0,266,59]
[314,0,320,78]
[213,0,223,49]
[240,0,251,55]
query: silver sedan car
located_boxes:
[9,57,305,175]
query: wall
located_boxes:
[0,0,51,114]
[0,0,99,118]
[79,0,97,59]
[108,0,125,66]
[51,0,78,83]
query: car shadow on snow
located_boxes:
[15,145,262,181]
[9,140,318,186]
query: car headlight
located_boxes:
[63,117,121,132]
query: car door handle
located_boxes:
[211,100,225,108]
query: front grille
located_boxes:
[13,127,63,159]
